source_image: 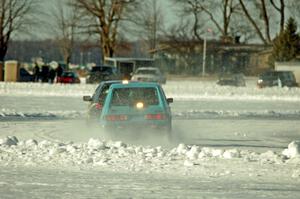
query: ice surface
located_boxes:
[1,81,300,121]
[1,81,300,198]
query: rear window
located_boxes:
[111,87,159,106]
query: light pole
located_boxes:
[202,28,213,77]
[202,37,206,77]
[80,52,83,66]
[88,51,91,64]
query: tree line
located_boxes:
[1,0,300,65]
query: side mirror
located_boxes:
[83,96,92,102]
[167,98,173,104]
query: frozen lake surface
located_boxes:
[1,80,300,198]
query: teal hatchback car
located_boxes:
[100,81,173,138]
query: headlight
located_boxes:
[257,79,263,83]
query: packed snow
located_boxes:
[1,79,300,198]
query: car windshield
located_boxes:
[136,69,158,75]
[279,72,295,81]
[111,87,159,106]
[260,71,295,81]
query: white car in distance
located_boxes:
[131,67,166,84]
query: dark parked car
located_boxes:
[257,71,298,88]
[217,73,246,87]
[19,68,34,82]
[86,66,120,84]
[83,80,122,122]
[56,71,80,84]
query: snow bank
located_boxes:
[174,109,300,119]
[0,109,84,120]
[0,136,296,170]
[2,108,300,121]
[1,81,300,101]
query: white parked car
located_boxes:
[131,67,166,84]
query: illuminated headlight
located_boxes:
[136,102,144,109]
[257,79,263,83]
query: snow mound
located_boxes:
[0,136,297,170]
[223,149,241,159]
[282,141,300,158]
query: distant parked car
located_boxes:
[131,67,166,84]
[86,65,120,84]
[217,73,246,87]
[57,71,80,84]
[83,80,122,122]
[257,71,298,88]
[19,68,34,82]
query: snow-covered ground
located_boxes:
[1,80,300,198]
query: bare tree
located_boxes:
[0,0,39,61]
[52,0,79,66]
[72,0,138,61]
[131,0,165,53]
[238,0,269,44]
[270,0,285,33]
[173,0,240,41]
[238,0,285,44]
[286,1,300,26]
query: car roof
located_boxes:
[100,80,122,85]
[136,67,159,70]
[110,81,159,89]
